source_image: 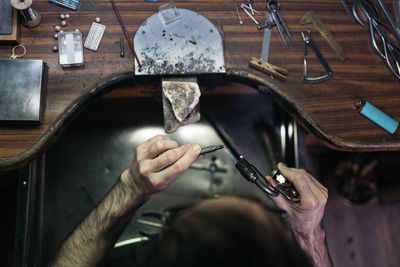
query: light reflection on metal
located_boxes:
[114,237,149,248]
[280,124,286,158]
[288,121,293,139]
[293,120,299,168]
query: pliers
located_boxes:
[267,0,294,47]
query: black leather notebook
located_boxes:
[0,59,47,123]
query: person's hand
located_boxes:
[121,135,201,195]
[268,162,328,238]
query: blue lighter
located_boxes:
[355,100,399,134]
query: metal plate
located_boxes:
[0,59,45,122]
[134,9,225,75]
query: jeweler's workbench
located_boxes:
[0,0,400,170]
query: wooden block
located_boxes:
[0,10,20,45]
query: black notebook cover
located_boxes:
[0,59,47,123]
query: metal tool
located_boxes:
[246,0,254,15]
[257,22,275,31]
[199,145,225,156]
[376,0,400,39]
[202,110,300,203]
[110,0,142,68]
[267,0,294,47]
[241,3,262,15]
[241,4,259,25]
[301,30,333,83]
[190,157,228,196]
[342,0,400,79]
[256,12,288,81]
[341,0,357,24]
[249,56,288,81]
[119,35,125,57]
[234,2,243,25]
[10,0,41,28]
[261,11,274,62]
[300,10,348,61]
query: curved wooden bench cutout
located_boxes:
[1,69,399,170]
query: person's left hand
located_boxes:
[121,135,201,195]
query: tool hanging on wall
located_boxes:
[10,0,41,28]
[300,10,348,61]
[301,30,333,83]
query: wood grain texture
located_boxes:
[0,0,399,170]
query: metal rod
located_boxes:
[110,0,142,68]
[234,2,243,25]
[242,6,259,25]
[120,35,125,57]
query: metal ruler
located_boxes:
[261,12,273,62]
[300,9,348,61]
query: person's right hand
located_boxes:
[121,135,201,195]
[268,162,328,238]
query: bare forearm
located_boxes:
[294,228,333,267]
[51,170,150,267]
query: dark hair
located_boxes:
[144,197,311,267]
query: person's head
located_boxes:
[145,196,311,267]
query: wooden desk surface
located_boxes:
[0,0,399,170]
